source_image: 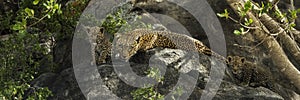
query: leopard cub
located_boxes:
[226,56,272,87]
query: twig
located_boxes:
[28,14,48,27]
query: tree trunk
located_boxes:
[226,0,300,91]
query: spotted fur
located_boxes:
[94,27,112,64]
[112,29,227,62]
[227,56,272,87]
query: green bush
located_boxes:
[0,0,152,99]
[131,67,164,100]
[0,0,90,99]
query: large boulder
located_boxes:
[31,48,293,99]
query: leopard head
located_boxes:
[227,56,246,74]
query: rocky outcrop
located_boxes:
[39,0,300,99]
[31,48,296,99]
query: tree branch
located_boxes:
[259,14,300,66]
[226,0,300,91]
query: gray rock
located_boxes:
[31,47,296,99]
[214,81,284,100]
[42,0,300,99]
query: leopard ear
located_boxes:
[227,56,232,61]
[99,27,104,33]
[227,56,232,62]
[241,57,245,63]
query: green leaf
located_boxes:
[33,0,40,5]
[25,8,34,17]
[234,30,241,35]
[54,4,59,9]
[12,24,22,31]
[249,18,253,23]
[217,9,229,19]
[57,10,62,14]
[217,13,226,17]
[239,12,246,17]
[290,23,296,27]
[244,18,253,26]
[289,9,298,19]
[244,0,252,12]
[52,8,57,14]
[43,3,50,9]
[12,21,26,31]
[240,27,245,32]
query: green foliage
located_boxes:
[0,33,52,99]
[130,67,186,100]
[33,0,40,5]
[253,1,300,29]
[147,67,164,83]
[217,0,277,35]
[101,11,128,35]
[25,8,35,17]
[171,86,184,100]
[101,6,152,37]
[273,5,300,28]
[43,0,62,18]
[78,3,152,41]
[257,2,272,17]
[27,87,53,100]
[131,67,164,100]
[274,10,286,20]
[217,9,230,19]
[288,9,300,20]
[217,0,255,35]
[0,0,154,99]
[131,86,164,100]
[286,9,300,29]
[244,18,253,26]
[243,0,253,13]
[12,19,27,37]
[237,0,253,17]
[0,0,90,99]
[233,28,245,35]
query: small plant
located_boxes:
[131,67,164,100]
[0,33,53,99]
[171,86,183,100]
[218,0,300,35]
[131,86,164,100]
[217,9,230,20]
[0,0,89,99]
[11,0,62,36]
[101,6,152,37]
[147,67,164,83]
[239,0,253,17]
[256,2,272,17]
[218,0,265,35]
